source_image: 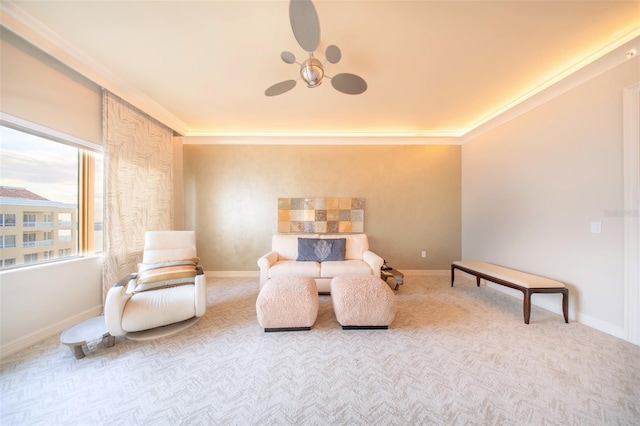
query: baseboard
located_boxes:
[484,282,625,339]
[574,311,625,339]
[395,269,449,276]
[1,305,103,359]
[205,270,448,278]
[205,270,260,278]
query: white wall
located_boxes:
[462,56,640,336]
[0,256,103,357]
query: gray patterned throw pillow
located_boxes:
[297,238,346,262]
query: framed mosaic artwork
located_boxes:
[278,197,365,233]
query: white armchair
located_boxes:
[105,231,206,340]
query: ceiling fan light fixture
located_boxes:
[300,56,324,87]
[266,0,367,96]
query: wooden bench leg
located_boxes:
[523,289,532,324]
[526,288,569,324]
[451,265,481,287]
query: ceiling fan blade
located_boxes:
[265,80,297,97]
[281,51,296,64]
[289,0,320,52]
[331,73,367,95]
[325,45,341,64]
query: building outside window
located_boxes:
[0,125,102,270]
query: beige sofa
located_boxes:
[257,234,383,293]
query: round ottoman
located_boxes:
[331,275,396,329]
[256,276,318,332]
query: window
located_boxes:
[23,213,36,227]
[58,229,72,242]
[1,259,16,267]
[0,214,16,227]
[23,232,36,247]
[0,125,103,270]
[1,235,16,248]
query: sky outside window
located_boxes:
[0,126,78,204]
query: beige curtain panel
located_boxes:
[102,90,174,300]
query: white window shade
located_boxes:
[0,27,102,146]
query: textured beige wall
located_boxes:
[462,56,639,330]
[183,144,461,272]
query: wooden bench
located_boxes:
[451,260,569,324]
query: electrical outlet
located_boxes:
[421,250,427,258]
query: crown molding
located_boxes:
[181,134,463,145]
[462,29,640,143]
[2,0,638,144]
[0,1,189,136]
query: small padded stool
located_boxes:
[331,275,397,329]
[256,276,318,332]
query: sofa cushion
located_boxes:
[297,238,346,262]
[269,260,321,278]
[321,260,373,278]
[320,234,368,260]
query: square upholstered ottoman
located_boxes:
[256,276,318,332]
[331,275,396,329]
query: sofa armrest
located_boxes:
[363,250,384,278]
[194,265,207,317]
[104,274,136,337]
[257,251,279,288]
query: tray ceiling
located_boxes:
[2,0,640,138]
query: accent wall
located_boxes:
[182,144,461,273]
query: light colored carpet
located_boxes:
[1,275,639,425]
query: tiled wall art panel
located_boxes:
[102,91,174,299]
[278,197,364,233]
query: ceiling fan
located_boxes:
[265,0,368,97]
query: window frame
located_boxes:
[0,114,103,271]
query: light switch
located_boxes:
[590,221,602,234]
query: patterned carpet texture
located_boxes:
[1,275,639,425]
